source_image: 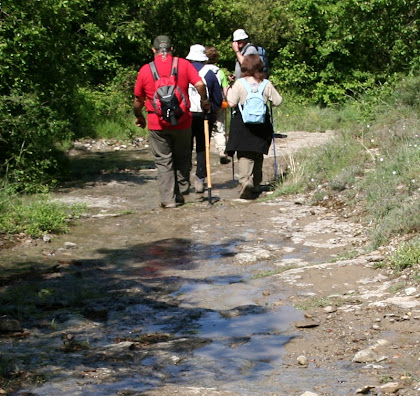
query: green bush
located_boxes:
[73,68,140,140]
[0,93,72,192]
[388,239,420,272]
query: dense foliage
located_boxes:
[0,0,419,189]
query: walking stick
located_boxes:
[270,102,279,181]
[204,113,212,205]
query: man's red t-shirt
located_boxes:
[134,55,201,130]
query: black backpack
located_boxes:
[149,57,189,126]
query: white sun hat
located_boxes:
[232,29,249,41]
[186,44,208,62]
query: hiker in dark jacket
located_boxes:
[186,44,223,195]
[226,54,282,200]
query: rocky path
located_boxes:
[0,132,419,396]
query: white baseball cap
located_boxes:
[233,29,249,41]
[186,44,208,62]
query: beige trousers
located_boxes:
[237,151,263,188]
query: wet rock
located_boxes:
[405,287,417,296]
[362,363,385,369]
[42,248,56,256]
[365,253,384,262]
[235,248,271,264]
[294,198,306,205]
[43,234,52,242]
[61,333,89,352]
[99,341,137,360]
[376,339,391,346]
[229,337,251,349]
[0,316,22,333]
[64,241,77,249]
[170,355,181,364]
[294,318,320,328]
[353,348,377,363]
[221,305,265,318]
[73,141,89,150]
[324,305,337,313]
[297,355,308,366]
[356,385,376,394]
[138,386,240,395]
[379,382,401,393]
[83,306,109,321]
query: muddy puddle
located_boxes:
[1,135,419,396]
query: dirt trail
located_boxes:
[0,132,419,396]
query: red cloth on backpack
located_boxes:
[134,54,202,130]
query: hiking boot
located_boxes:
[219,154,230,165]
[239,182,254,199]
[194,177,205,194]
[161,202,177,209]
[176,194,185,205]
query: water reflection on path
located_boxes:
[2,147,360,395]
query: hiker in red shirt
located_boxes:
[134,35,210,208]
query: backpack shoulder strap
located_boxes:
[171,57,179,80]
[198,64,212,79]
[239,78,252,94]
[149,61,159,81]
[258,79,269,94]
[149,57,179,81]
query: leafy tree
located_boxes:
[273,0,419,104]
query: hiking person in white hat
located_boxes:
[232,29,259,79]
[186,44,222,196]
[205,45,230,165]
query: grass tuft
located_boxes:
[0,189,85,237]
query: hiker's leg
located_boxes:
[252,153,264,189]
[149,129,176,206]
[237,152,255,199]
[237,151,254,186]
[212,109,227,156]
[172,128,192,196]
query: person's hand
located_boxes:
[232,41,239,53]
[200,99,211,113]
[135,114,146,128]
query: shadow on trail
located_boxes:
[0,236,298,395]
[63,149,156,187]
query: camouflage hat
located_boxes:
[153,35,171,50]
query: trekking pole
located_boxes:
[229,107,235,181]
[204,113,212,205]
[232,156,235,181]
[270,102,279,181]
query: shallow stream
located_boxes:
[0,141,379,395]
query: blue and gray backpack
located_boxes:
[238,78,269,124]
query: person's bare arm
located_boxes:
[232,41,244,65]
[194,80,211,112]
[134,96,146,128]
